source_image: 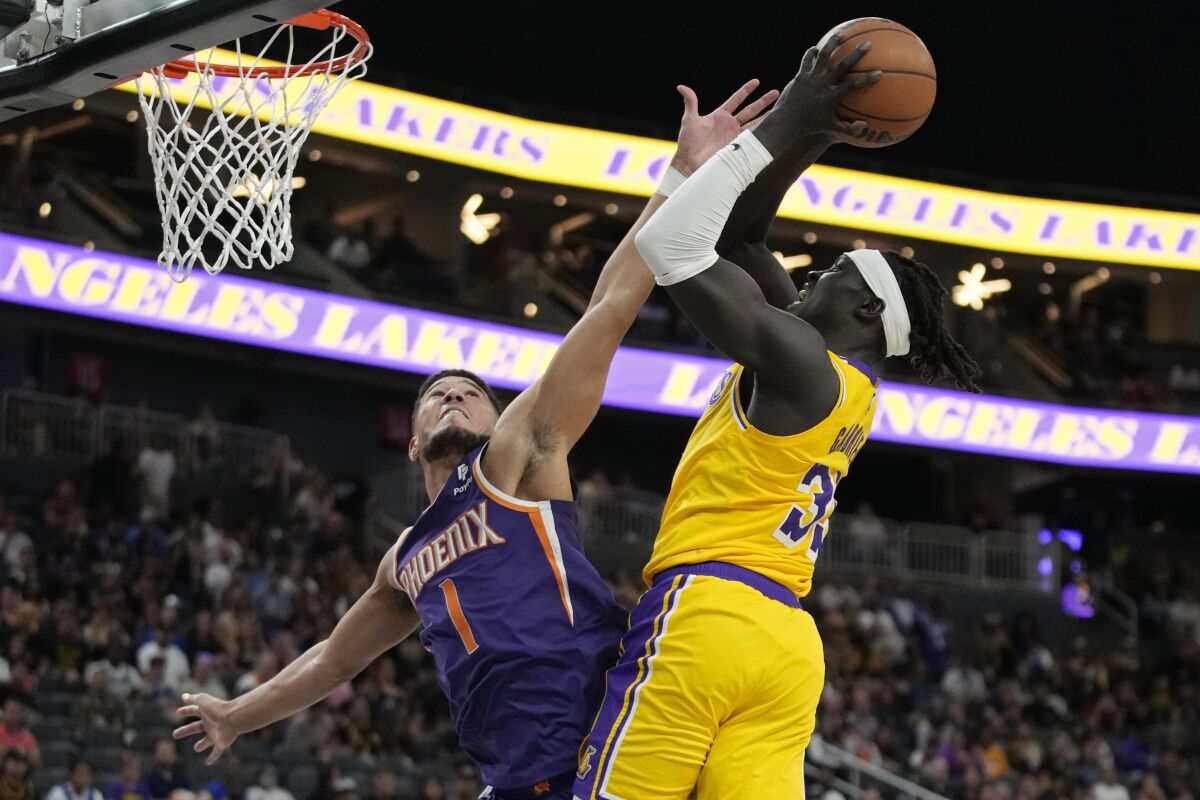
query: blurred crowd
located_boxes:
[803,569,1199,800]
[298,213,716,356]
[0,401,1196,800]
[0,421,473,800]
[1023,300,1200,411]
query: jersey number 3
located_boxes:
[773,463,841,559]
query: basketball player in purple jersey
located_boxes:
[171,80,779,800]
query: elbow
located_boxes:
[633,220,666,273]
[716,240,755,265]
[635,216,718,288]
[716,233,764,259]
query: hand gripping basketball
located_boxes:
[766,34,881,145]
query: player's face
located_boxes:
[413,377,499,445]
[787,254,875,326]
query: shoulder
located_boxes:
[379,531,413,591]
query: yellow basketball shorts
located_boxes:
[573,561,824,800]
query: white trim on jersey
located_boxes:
[386,527,414,591]
[537,502,575,625]
[472,449,540,510]
[830,357,848,410]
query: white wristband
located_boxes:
[635,131,774,286]
[655,166,687,198]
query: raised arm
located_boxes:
[714,134,830,309]
[714,42,872,309]
[634,37,877,422]
[173,543,419,765]
[481,80,779,499]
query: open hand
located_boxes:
[670,78,780,176]
[174,692,238,766]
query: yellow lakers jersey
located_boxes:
[644,352,879,599]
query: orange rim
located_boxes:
[158,9,370,80]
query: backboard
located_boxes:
[0,0,330,124]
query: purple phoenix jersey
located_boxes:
[389,446,624,795]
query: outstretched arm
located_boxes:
[482,80,779,499]
[635,36,877,426]
[173,544,419,765]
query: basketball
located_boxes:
[820,17,937,148]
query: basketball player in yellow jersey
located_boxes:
[574,35,981,800]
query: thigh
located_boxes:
[574,575,729,800]
[696,606,824,800]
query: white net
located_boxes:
[135,18,372,281]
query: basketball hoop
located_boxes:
[134,9,372,281]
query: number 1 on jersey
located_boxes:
[773,463,840,559]
[439,579,479,654]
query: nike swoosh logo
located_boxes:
[731,143,741,150]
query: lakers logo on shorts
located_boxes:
[577,745,597,780]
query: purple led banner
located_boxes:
[2,231,1199,473]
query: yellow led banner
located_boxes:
[118,56,1200,270]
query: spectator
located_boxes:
[84,642,142,702]
[144,741,186,800]
[941,651,988,704]
[244,767,293,800]
[291,473,333,533]
[197,756,245,800]
[189,406,220,461]
[135,434,176,517]
[327,221,374,275]
[233,652,278,696]
[42,480,83,533]
[418,776,444,800]
[331,466,371,526]
[375,214,432,291]
[137,657,176,709]
[847,501,888,552]
[182,614,222,664]
[1135,774,1167,800]
[203,544,236,601]
[105,753,150,800]
[46,605,87,685]
[89,439,139,520]
[45,758,103,800]
[0,749,34,800]
[178,654,228,702]
[331,776,359,800]
[301,201,338,254]
[72,669,129,733]
[0,507,32,576]
[1093,766,1133,800]
[0,700,38,770]
[365,772,397,800]
[136,629,189,691]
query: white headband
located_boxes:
[846,249,911,358]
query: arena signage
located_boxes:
[115,55,1200,271]
[2,232,1199,473]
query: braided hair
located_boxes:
[882,250,983,393]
